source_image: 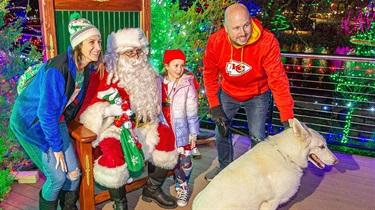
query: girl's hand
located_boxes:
[54,151,67,172]
[189,134,197,149]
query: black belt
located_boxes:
[162,102,170,107]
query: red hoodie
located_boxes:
[203,18,294,122]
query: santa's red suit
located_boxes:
[79,70,178,189]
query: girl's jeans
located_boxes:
[215,89,270,168]
[18,121,81,201]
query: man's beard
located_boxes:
[115,54,161,122]
[116,54,149,89]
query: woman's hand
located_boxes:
[54,151,67,172]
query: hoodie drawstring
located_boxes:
[230,46,244,72]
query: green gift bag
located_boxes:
[120,128,144,172]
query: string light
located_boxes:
[330,1,375,143]
[1,1,42,200]
[150,0,235,119]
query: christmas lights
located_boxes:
[0,0,42,201]
[150,0,234,119]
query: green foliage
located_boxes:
[150,0,233,71]
[150,0,234,119]
[328,144,375,158]
[1,3,34,78]
[0,135,13,202]
[0,168,13,202]
[0,0,42,201]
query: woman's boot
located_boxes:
[39,190,58,210]
[58,190,79,210]
[108,186,128,210]
[142,162,177,208]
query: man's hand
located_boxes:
[217,119,228,137]
[282,121,289,128]
[282,119,294,129]
[54,151,67,172]
[103,104,124,118]
[210,106,226,124]
[211,106,228,137]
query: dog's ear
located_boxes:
[292,118,311,139]
[288,118,294,128]
[292,119,302,137]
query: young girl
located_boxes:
[10,13,103,209]
[161,49,200,207]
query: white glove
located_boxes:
[103,104,123,118]
[106,72,119,85]
[124,109,133,116]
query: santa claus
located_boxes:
[79,28,179,209]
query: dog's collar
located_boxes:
[267,139,303,172]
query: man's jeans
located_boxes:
[215,89,270,168]
[18,121,81,201]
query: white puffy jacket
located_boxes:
[164,74,200,147]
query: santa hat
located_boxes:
[106,28,148,54]
[163,49,186,65]
[68,13,101,49]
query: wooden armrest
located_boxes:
[67,119,97,143]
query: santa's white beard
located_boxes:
[119,54,143,67]
[115,55,161,122]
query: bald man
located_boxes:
[203,3,294,181]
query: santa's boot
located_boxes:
[142,162,177,209]
[39,190,58,210]
[108,186,128,210]
[58,190,79,210]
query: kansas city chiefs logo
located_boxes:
[226,60,252,76]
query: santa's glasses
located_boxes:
[123,48,143,58]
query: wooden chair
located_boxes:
[67,119,151,209]
[38,1,152,209]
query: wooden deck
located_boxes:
[1,133,375,210]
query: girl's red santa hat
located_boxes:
[163,49,186,65]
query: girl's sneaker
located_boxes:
[176,187,189,207]
[176,182,189,207]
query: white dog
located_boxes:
[193,118,338,210]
